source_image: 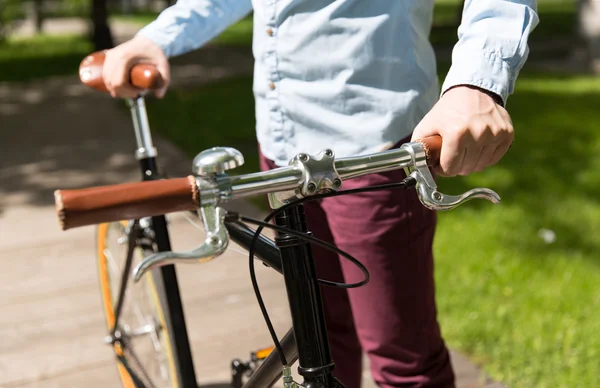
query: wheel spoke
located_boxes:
[129,323,155,337]
[99,222,177,387]
[125,340,158,388]
[105,248,121,275]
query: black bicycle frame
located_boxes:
[274,205,342,388]
[124,95,340,387]
[225,206,345,388]
[116,180,344,387]
[135,163,343,388]
[140,156,198,387]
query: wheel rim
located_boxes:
[97,221,179,388]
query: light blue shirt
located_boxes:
[139,0,538,167]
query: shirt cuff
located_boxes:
[441,49,515,106]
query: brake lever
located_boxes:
[132,147,247,282]
[132,205,229,282]
[401,142,501,211]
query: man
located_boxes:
[103,1,538,386]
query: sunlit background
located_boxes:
[1,1,598,387]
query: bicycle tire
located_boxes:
[97,221,181,388]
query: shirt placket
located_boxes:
[264,0,287,160]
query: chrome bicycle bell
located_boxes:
[193,146,244,175]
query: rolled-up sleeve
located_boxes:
[136,0,253,58]
[441,0,539,105]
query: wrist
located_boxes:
[133,35,163,51]
[444,84,504,107]
[134,31,169,58]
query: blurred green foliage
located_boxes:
[2,2,599,384]
[0,0,21,42]
[55,0,89,17]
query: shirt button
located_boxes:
[266,28,274,36]
[269,82,276,90]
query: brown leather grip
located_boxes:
[416,135,442,169]
[79,50,164,92]
[55,176,199,230]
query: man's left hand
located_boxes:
[411,86,514,177]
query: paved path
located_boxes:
[0,18,502,388]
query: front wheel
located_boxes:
[97,221,181,388]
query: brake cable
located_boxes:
[231,175,417,366]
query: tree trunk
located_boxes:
[577,0,600,73]
[33,0,44,34]
[91,0,114,50]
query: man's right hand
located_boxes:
[102,35,171,99]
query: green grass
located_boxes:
[146,70,600,387]
[2,3,597,383]
[0,34,92,82]
[433,72,600,387]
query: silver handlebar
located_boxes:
[132,142,500,282]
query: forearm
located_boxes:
[441,0,539,105]
[137,0,253,58]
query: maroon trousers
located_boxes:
[259,140,455,388]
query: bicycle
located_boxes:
[57,51,501,388]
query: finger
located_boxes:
[457,145,482,176]
[488,141,512,167]
[156,58,171,88]
[473,145,497,172]
[114,84,140,99]
[110,65,140,98]
[102,54,125,93]
[155,88,167,99]
[411,114,437,142]
[101,52,118,94]
[149,58,170,98]
[433,166,452,177]
[108,81,139,98]
[439,136,465,177]
[103,55,140,98]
